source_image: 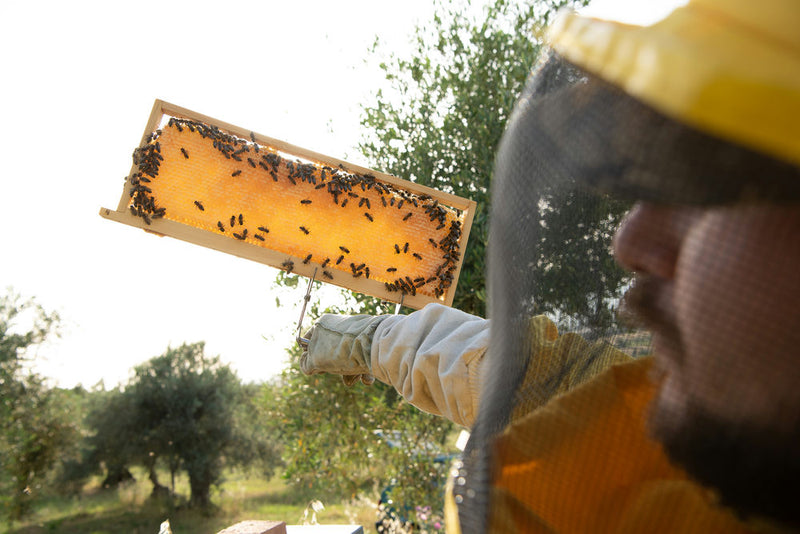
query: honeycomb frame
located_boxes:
[100,100,476,309]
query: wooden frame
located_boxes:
[100,99,477,310]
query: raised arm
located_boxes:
[301,303,488,427]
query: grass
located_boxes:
[3,469,379,534]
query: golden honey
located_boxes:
[127,118,464,299]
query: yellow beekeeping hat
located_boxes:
[548,0,800,168]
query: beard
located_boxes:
[621,275,800,529]
[649,396,800,529]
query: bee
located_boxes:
[233,231,246,240]
[386,267,397,272]
[250,131,256,143]
[231,169,242,177]
[299,226,310,235]
[403,242,409,253]
[247,158,256,168]
[270,170,278,181]
[230,215,236,227]
[336,255,344,265]
[429,238,438,247]
[339,246,350,254]
[181,147,189,159]
[303,254,312,264]
[217,221,226,232]
[412,253,422,260]
[364,212,373,222]
[341,198,348,208]
[253,234,265,241]
[321,258,330,268]
[394,244,400,254]
[323,270,333,280]
[282,260,294,273]
[356,263,365,271]
[194,200,204,211]
[381,196,387,207]
[300,199,312,205]
[364,267,370,279]
[398,200,405,209]
[358,198,366,207]
[259,161,269,171]
[315,182,326,189]
[258,226,270,233]
[403,212,412,221]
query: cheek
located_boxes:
[673,212,800,422]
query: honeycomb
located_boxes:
[127,117,465,300]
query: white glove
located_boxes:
[300,314,390,386]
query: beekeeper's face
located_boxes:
[614,202,800,525]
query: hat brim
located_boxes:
[548,3,800,170]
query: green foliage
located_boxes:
[533,190,632,331]
[81,386,142,491]
[0,289,79,523]
[83,343,283,511]
[264,299,455,520]
[359,0,591,317]
[269,366,455,517]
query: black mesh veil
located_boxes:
[453,51,800,532]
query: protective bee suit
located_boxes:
[302,0,800,531]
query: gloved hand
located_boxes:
[300,314,390,386]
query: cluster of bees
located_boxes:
[128,117,464,299]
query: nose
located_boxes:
[613,203,694,279]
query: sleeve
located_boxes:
[370,303,489,428]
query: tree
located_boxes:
[357,0,634,325]
[0,289,78,522]
[265,299,455,525]
[81,386,141,491]
[85,342,282,510]
[532,190,632,331]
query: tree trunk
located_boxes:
[189,470,211,510]
[147,457,170,500]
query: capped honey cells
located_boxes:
[126,116,467,300]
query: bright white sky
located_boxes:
[0,0,685,389]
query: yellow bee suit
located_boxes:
[445,317,759,533]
